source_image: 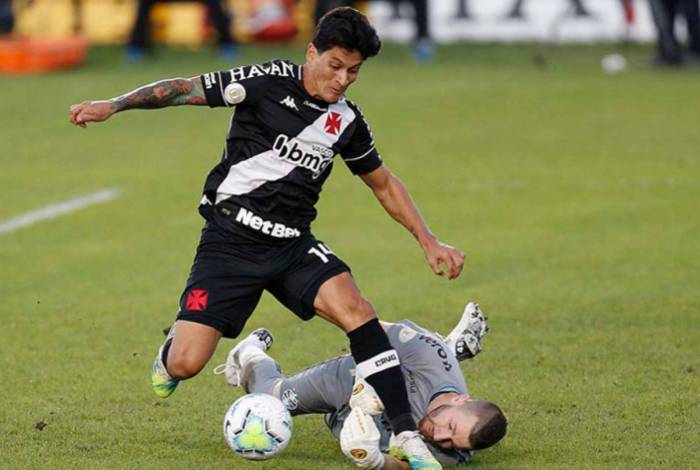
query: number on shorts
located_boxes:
[308,242,335,264]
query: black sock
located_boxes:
[347,318,415,434]
[161,338,173,369]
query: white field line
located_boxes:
[0,189,122,235]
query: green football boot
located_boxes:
[389,431,443,470]
[151,326,179,398]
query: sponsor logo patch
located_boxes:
[223,83,246,105]
[398,326,417,343]
[185,289,208,311]
[281,388,299,411]
[303,100,327,112]
[235,207,301,238]
[203,73,216,89]
[352,383,365,396]
[272,134,334,179]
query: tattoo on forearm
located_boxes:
[109,78,206,112]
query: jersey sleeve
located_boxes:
[200,60,292,108]
[340,104,383,175]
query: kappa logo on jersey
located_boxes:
[185,289,208,311]
[272,134,334,179]
[280,96,298,111]
[324,112,342,135]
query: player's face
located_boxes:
[304,44,363,103]
[418,404,477,451]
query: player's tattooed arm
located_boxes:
[109,76,206,111]
[69,76,205,128]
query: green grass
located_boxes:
[1,43,699,469]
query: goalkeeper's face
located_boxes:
[418,403,476,451]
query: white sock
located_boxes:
[238,345,268,370]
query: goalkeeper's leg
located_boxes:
[218,335,356,416]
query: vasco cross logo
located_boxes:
[325,112,342,135]
[280,96,298,111]
[185,289,208,311]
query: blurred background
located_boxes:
[1,0,698,70]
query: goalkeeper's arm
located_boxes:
[69,76,206,128]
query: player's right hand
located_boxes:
[340,408,385,469]
[349,376,384,415]
[422,239,465,281]
[69,100,115,128]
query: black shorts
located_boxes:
[176,223,350,338]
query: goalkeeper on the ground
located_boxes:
[214,302,505,468]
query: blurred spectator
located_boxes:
[508,0,590,18]
[648,0,700,66]
[0,0,13,34]
[314,1,432,61]
[127,0,237,61]
[455,0,470,19]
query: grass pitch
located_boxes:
[1,43,699,469]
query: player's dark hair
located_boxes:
[313,7,381,60]
[466,400,508,450]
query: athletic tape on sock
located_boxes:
[355,349,400,378]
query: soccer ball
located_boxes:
[223,393,293,460]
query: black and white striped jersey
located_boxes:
[198,59,382,242]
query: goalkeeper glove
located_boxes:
[349,375,385,416]
[340,407,385,469]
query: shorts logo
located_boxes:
[185,289,208,311]
[281,388,299,411]
[325,112,342,135]
[350,449,367,459]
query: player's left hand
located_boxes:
[340,408,385,469]
[69,100,115,128]
[423,240,464,280]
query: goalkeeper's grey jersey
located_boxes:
[277,320,472,465]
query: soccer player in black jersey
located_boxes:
[69,8,463,469]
